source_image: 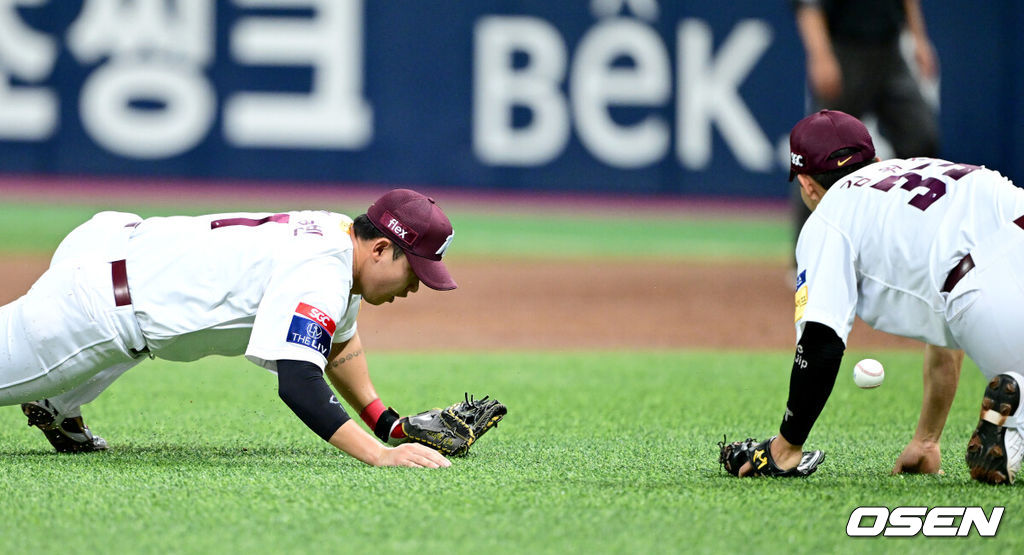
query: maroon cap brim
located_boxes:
[407,253,457,291]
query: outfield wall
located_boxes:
[0,1,1020,198]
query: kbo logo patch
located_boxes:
[795,269,806,290]
[794,270,808,323]
[286,302,336,357]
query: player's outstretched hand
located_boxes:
[380,442,451,468]
[891,438,942,475]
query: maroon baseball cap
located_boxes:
[789,110,875,181]
[366,189,457,291]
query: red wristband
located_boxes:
[390,421,406,439]
[359,398,386,429]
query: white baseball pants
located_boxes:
[946,223,1024,426]
[0,212,147,415]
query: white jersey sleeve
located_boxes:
[333,293,361,344]
[244,253,353,371]
[793,217,858,344]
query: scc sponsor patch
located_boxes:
[286,302,336,358]
[794,270,808,323]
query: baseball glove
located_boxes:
[401,393,507,457]
[718,435,825,477]
[447,393,507,441]
[401,408,474,457]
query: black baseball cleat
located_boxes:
[966,374,1022,485]
[21,400,108,453]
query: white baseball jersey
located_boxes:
[0,209,361,410]
[124,211,361,370]
[795,157,1024,347]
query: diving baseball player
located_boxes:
[0,189,465,467]
[720,110,1023,485]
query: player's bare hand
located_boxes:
[380,442,451,468]
[738,460,753,477]
[891,438,942,475]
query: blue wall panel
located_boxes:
[0,1,1019,198]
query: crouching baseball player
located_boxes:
[0,189,504,466]
[720,111,1023,485]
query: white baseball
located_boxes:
[853,358,885,389]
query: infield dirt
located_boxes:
[1,255,914,351]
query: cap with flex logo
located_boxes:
[366,189,457,291]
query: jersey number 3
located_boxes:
[868,163,979,211]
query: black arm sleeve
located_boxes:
[778,321,845,446]
[277,359,351,441]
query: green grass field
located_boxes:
[0,198,1019,553]
[0,200,791,261]
[0,352,1015,553]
